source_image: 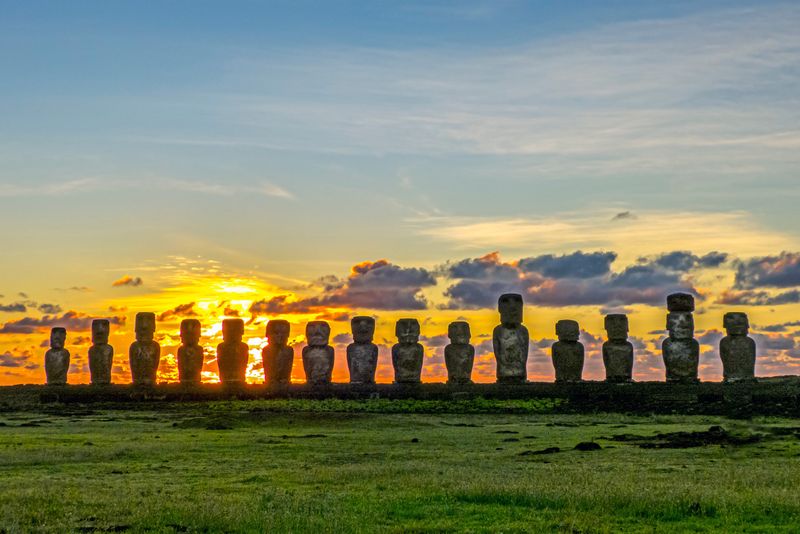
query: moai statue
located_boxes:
[392,318,424,384]
[552,320,584,383]
[263,320,294,385]
[602,314,634,383]
[302,321,334,385]
[178,319,204,384]
[217,318,249,384]
[492,293,529,383]
[347,316,378,384]
[129,312,160,386]
[720,312,756,383]
[444,321,474,385]
[44,327,70,385]
[662,293,700,383]
[88,319,113,385]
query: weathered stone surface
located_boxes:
[347,316,378,384]
[303,321,334,385]
[178,319,204,384]
[667,292,695,313]
[392,318,424,384]
[88,319,113,385]
[263,319,294,385]
[603,314,633,383]
[45,327,70,385]
[445,321,474,384]
[129,312,161,386]
[720,312,756,383]
[217,318,249,384]
[493,293,529,383]
[552,320,584,383]
[662,311,699,383]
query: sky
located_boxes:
[1,0,799,385]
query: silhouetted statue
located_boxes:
[88,319,113,385]
[602,314,634,383]
[552,320,584,383]
[129,312,160,386]
[178,319,204,384]
[493,293,529,383]
[347,316,378,384]
[662,293,699,383]
[720,312,756,383]
[217,318,249,384]
[392,318,424,384]
[303,321,334,385]
[445,321,474,384]
[263,319,294,385]
[45,327,70,385]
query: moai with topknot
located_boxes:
[444,321,474,385]
[88,319,113,385]
[263,320,294,385]
[347,316,378,384]
[602,314,634,383]
[552,320,584,383]
[493,294,529,383]
[217,318,249,384]
[392,318,424,384]
[129,312,160,386]
[178,319,204,384]
[662,293,700,383]
[45,327,70,385]
[303,321,334,385]
[720,312,756,383]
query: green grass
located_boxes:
[1,400,799,532]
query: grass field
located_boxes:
[1,399,799,533]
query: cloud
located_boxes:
[733,252,800,289]
[757,321,800,333]
[37,303,62,314]
[0,311,126,334]
[0,350,37,369]
[158,302,199,321]
[0,303,27,313]
[518,251,617,279]
[112,275,143,287]
[611,211,636,221]
[717,289,800,306]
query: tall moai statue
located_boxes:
[217,318,249,384]
[552,320,584,383]
[303,321,334,385]
[45,327,70,385]
[444,321,474,385]
[720,312,756,383]
[88,319,113,385]
[129,312,160,386]
[263,320,294,385]
[492,293,529,383]
[178,319,204,384]
[662,293,700,383]
[392,318,424,384]
[347,316,378,384]
[602,314,634,383]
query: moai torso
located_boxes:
[88,319,113,385]
[662,293,699,383]
[263,320,294,385]
[602,314,634,383]
[392,319,424,384]
[444,321,474,384]
[347,316,378,384]
[552,320,584,383]
[178,319,204,384]
[45,327,70,385]
[129,312,161,386]
[217,319,249,384]
[493,294,529,383]
[303,321,334,385]
[720,312,756,383]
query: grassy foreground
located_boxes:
[1,399,799,533]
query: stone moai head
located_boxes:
[448,321,471,345]
[724,312,749,336]
[667,293,695,313]
[667,312,694,340]
[306,321,331,346]
[556,320,580,342]
[180,319,202,346]
[351,316,375,344]
[604,314,629,341]
[498,293,523,325]
[92,319,110,345]
[396,319,421,344]
[222,318,245,343]
[50,327,66,349]
[266,320,290,346]
[135,312,156,342]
